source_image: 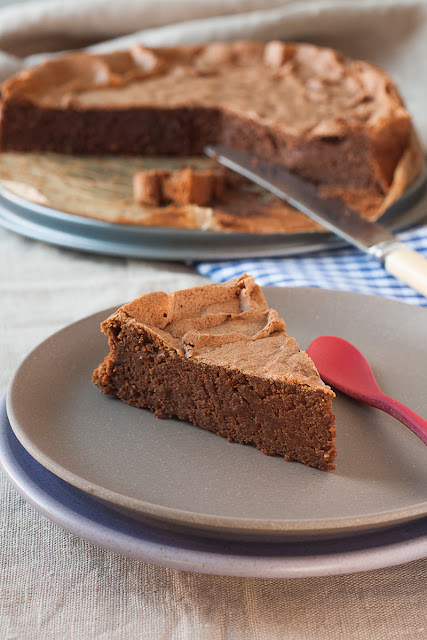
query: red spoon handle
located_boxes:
[372,393,427,445]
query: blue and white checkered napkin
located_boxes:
[194,225,427,307]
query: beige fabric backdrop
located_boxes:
[0,1,426,638]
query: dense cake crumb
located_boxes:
[133,167,225,206]
[132,169,169,206]
[0,40,423,229]
[92,275,337,471]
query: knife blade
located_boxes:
[205,144,427,298]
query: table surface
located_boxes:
[1,1,427,637]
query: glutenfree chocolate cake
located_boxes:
[0,41,423,228]
[133,167,225,206]
[92,275,336,471]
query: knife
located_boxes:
[205,144,427,298]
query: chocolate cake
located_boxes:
[92,275,336,471]
[0,40,423,227]
[133,167,225,206]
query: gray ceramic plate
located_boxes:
[6,287,427,540]
[1,393,426,578]
[0,160,426,261]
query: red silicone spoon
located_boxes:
[306,335,427,446]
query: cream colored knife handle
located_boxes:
[384,246,427,298]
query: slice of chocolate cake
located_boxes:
[92,275,336,470]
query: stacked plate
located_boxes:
[1,287,426,578]
[0,155,426,260]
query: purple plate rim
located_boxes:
[1,394,426,579]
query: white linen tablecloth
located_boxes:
[0,1,426,638]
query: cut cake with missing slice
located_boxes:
[0,41,423,230]
[92,275,336,470]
